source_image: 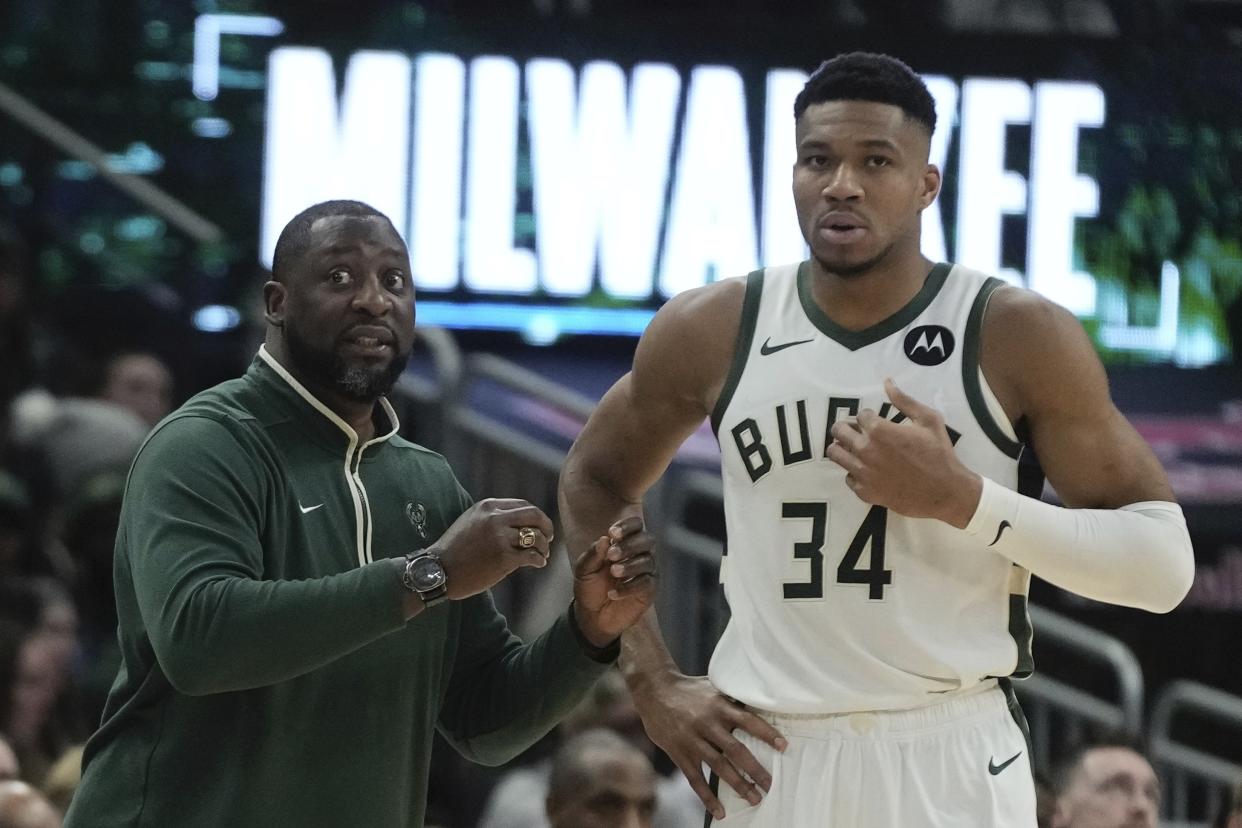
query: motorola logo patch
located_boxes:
[903,325,955,366]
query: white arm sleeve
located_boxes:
[963,476,1195,613]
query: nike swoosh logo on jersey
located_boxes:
[988,751,1022,775]
[760,336,814,355]
[988,520,1012,547]
[300,502,324,514]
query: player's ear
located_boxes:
[263,279,287,327]
[919,164,941,211]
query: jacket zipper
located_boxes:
[349,442,373,565]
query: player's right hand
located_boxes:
[431,498,555,599]
[628,671,786,821]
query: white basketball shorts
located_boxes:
[705,679,1037,827]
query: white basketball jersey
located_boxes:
[709,261,1037,714]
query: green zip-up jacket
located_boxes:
[65,349,610,828]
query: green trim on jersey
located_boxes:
[998,677,1033,753]
[1008,591,1034,678]
[796,261,952,351]
[710,269,765,435]
[1008,423,1043,679]
[964,279,1034,679]
[962,277,1023,459]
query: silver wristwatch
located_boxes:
[402,550,448,609]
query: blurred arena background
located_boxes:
[0,0,1239,825]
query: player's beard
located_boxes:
[283,321,410,402]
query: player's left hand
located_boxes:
[826,378,982,528]
[571,516,658,647]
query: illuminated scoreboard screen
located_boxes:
[256,38,1241,362]
[3,7,1237,365]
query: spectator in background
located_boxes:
[6,393,146,583]
[51,475,124,725]
[8,395,146,506]
[0,580,79,679]
[97,352,173,429]
[1050,735,1160,828]
[477,669,701,828]
[545,728,657,828]
[0,613,84,788]
[0,780,61,828]
[0,735,18,782]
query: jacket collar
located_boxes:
[253,345,401,450]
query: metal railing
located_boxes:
[434,351,600,638]
[1015,604,1146,775]
[1150,680,1242,823]
[0,79,223,243]
[649,469,730,675]
[390,326,464,451]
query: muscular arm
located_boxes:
[558,278,784,817]
[981,286,1173,508]
[559,280,740,551]
[558,375,696,686]
[561,280,736,668]
[559,279,744,648]
[970,287,1194,611]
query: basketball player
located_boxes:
[558,52,1195,826]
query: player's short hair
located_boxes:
[270,200,396,284]
[793,52,936,135]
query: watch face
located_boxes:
[409,556,446,591]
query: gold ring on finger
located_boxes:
[518,527,538,549]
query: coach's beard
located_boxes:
[331,352,409,401]
[284,323,410,403]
